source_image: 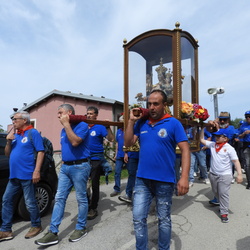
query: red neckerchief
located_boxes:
[17,125,33,136]
[215,142,227,153]
[88,124,95,128]
[148,113,172,125]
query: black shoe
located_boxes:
[87,209,98,220]
[110,191,120,197]
[118,195,132,203]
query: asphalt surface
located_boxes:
[1,176,250,250]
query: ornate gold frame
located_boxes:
[123,22,201,152]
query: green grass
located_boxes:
[100,167,128,185]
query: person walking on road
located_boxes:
[200,127,243,223]
[86,106,114,220]
[0,111,44,241]
[35,104,91,246]
[124,89,190,250]
[238,111,250,189]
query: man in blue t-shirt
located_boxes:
[86,106,114,220]
[111,124,126,197]
[36,104,91,246]
[124,89,190,250]
[118,150,139,203]
[239,110,250,189]
[0,111,44,241]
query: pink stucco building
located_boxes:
[8,90,123,151]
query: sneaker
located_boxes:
[205,178,210,184]
[193,172,197,177]
[69,228,87,242]
[110,191,120,197]
[87,209,98,220]
[221,214,229,223]
[189,182,194,187]
[209,197,219,206]
[25,226,43,239]
[118,195,132,203]
[231,178,235,184]
[0,231,14,242]
[35,231,58,246]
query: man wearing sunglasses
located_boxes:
[238,111,250,189]
[0,111,44,241]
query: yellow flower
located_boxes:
[181,101,193,115]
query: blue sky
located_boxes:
[1,0,250,130]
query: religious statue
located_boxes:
[152,58,173,106]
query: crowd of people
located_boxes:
[0,91,249,250]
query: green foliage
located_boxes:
[0,125,5,132]
[231,118,244,128]
[100,167,128,185]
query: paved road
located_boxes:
[1,177,250,250]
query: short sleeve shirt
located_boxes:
[61,122,90,161]
[134,117,188,183]
[9,129,44,180]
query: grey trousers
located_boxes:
[209,172,233,215]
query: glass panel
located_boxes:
[128,35,173,109]
[129,52,147,108]
[181,37,195,103]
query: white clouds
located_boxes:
[0,0,250,129]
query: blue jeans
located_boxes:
[189,151,208,182]
[133,177,174,250]
[113,157,125,192]
[126,157,138,198]
[1,179,41,231]
[49,162,91,233]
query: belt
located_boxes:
[64,158,88,165]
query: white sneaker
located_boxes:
[231,178,235,184]
[205,178,210,184]
[189,182,194,187]
[193,172,197,177]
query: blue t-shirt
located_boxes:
[88,124,107,159]
[239,122,250,145]
[9,129,44,180]
[211,125,236,145]
[134,117,188,183]
[61,122,90,161]
[116,128,125,158]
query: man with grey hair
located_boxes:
[0,111,44,241]
[36,104,91,246]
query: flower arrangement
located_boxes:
[181,101,209,122]
[181,101,193,116]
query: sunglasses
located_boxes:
[219,118,228,122]
[245,116,250,119]
[12,118,24,121]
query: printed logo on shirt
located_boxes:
[158,128,167,138]
[141,130,148,134]
[90,131,96,136]
[21,137,28,143]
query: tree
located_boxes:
[231,118,244,128]
[0,125,5,132]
